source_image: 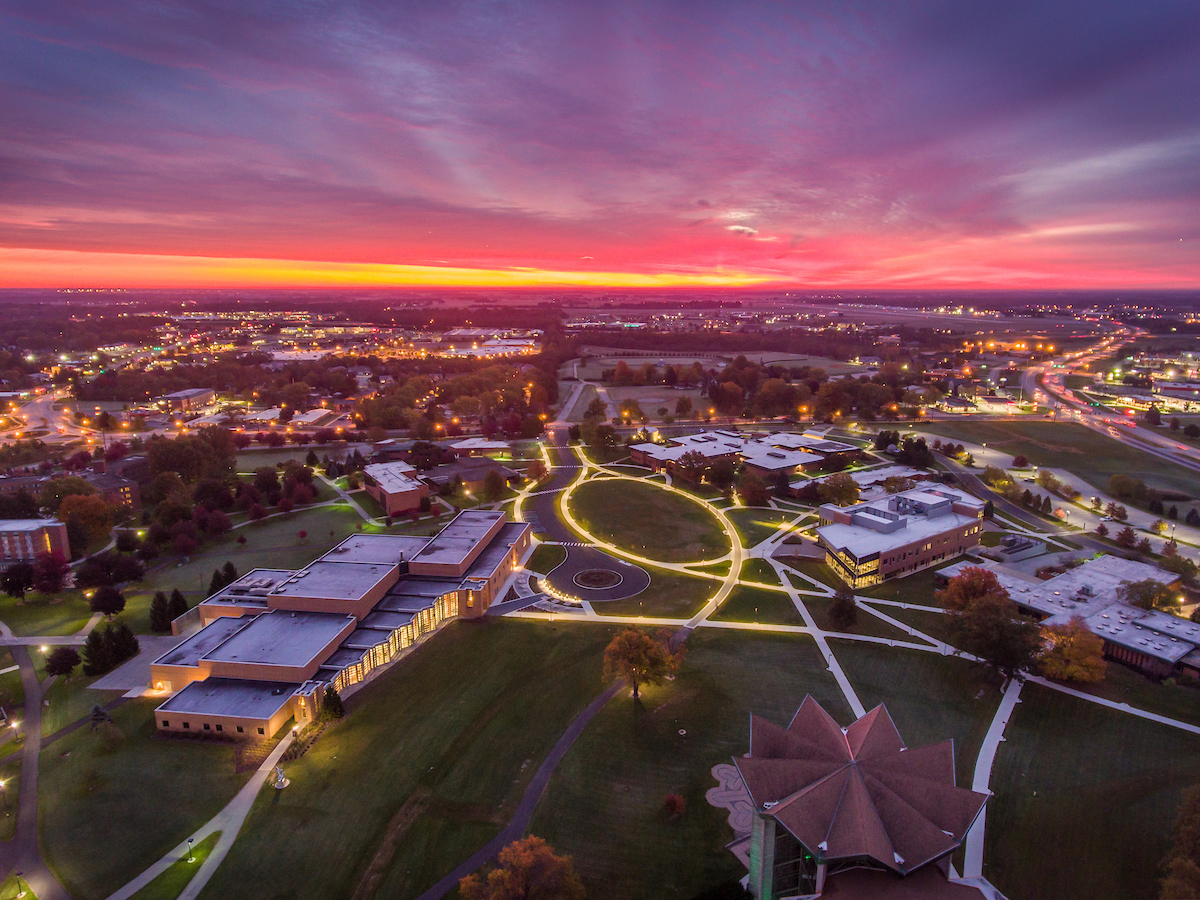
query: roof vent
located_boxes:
[817,841,828,851]
[894,852,905,865]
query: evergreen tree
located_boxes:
[321,688,345,720]
[221,560,238,585]
[983,499,994,519]
[81,629,113,676]
[829,587,858,630]
[208,569,224,596]
[149,591,172,632]
[89,704,113,731]
[107,621,140,662]
[168,588,189,619]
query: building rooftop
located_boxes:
[320,533,431,565]
[0,518,62,532]
[201,610,355,669]
[153,616,249,668]
[267,560,396,602]
[160,388,214,400]
[735,696,987,877]
[364,460,423,494]
[464,522,530,581]
[633,429,856,470]
[938,555,1190,664]
[451,438,511,452]
[817,487,983,559]
[412,509,505,567]
[158,677,296,720]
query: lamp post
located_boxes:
[187,837,195,864]
[15,871,26,898]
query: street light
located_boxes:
[187,837,195,864]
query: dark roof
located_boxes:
[734,696,987,877]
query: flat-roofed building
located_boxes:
[629,429,857,481]
[156,387,216,412]
[362,460,430,515]
[936,555,1191,679]
[157,677,317,738]
[154,511,532,738]
[450,437,511,457]
[0,519,70,562]
[817,487,984,588]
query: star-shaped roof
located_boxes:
[733,696,988,876]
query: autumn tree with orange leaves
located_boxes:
[459,836,585,900]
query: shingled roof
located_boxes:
[734,696,988,877]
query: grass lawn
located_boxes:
[349,489,386,518]
[828,641,1001,789]
[564,384,599,421]
[858,568,943,605]
[40,700,251,900]
[1061,663,1200,729]
[724,508,795,548]
[985,682,1200,900]
[779,559,841,589]
[526,544,567,574]
[131,506,370,617]
[598,567,716,618]
[129,832,220,900]
[0,647,25,709]
[0,592,92,638]
[41,672,123,737]
[672,480,723,501]
[710,585,802,625]
[568,479,731,563]
[0,760,19,841]
[919,420,1200,498]
[529,629,854,899]
[802,598,913,641]
[0,874,37,900]
[871,605,957,644]
[739,559,781,585]
[688,561,731,577]
[980,531,1005,547]
[197,620,620,900]
[235,448,327,471]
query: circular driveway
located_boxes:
[543,545,651,602]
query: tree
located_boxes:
[935,566,1008,611]
[39,476,96,514]
[320,687,345,720]
[1188,423,1200,440]
[736,473,770,507]
[1160,786,1200,899]
[526,459,548,483]
[829,586,857,630]
[584,396,607,419]
[1119,578,1180,612]
[149,591,172,632]
[947,591,1042,678]
[706,459,737,495]
[1115,525,1138,548]
[459,836,584,900]
[817,472,860,507]
[674,396,693,418]
[663,793,687,820]
[603,627,678,699]
[58,493,115,547]
[90,585,126,618]
[168,588,188,620]
[45,646,81,680]
[1012,455,1029,468]
[483,469,506,502]
[1165,539,1180,558]
[1095,523,1109,538]
[32,550,70,595]
[1,562,34,600]
[1038,616,1106,683]
[89,703,113,731]
[1145,405,1162,426]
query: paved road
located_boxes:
[0,644,71,900]
[530,432,651,603]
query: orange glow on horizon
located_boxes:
[0,247,770,289]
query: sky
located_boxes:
[1,0,1199,289]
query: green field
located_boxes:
[857,568,942,605]
[598,566,716,618]
[710,585,801,625]
[569,478,731,563]
[985,682,1200,900]
[918,420,1200,498]
[130,832,220,900]
[197,620,619,900]
[739,558,781,585]
[779,558,842,589]
[529,629,853,898]
[41,673,123,737]
[0,593,93,638]
[40,700,251,900]
[526,543,567,574]
[802,597,913,640]
[724,508,797,548]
